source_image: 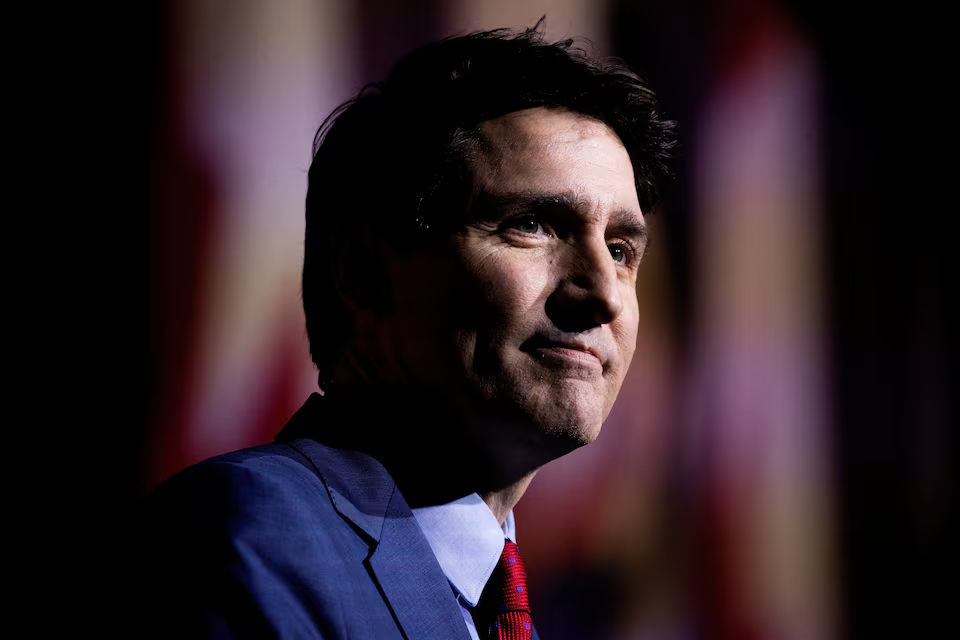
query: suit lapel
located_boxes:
[368,486,472,640]
[283,430,470,640]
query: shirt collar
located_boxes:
[412,493,516,607]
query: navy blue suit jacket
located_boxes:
[134,395,541,639]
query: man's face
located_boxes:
[386,107,646,449]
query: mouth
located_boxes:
[521,336,604,369]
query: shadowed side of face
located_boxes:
[385,107,646,452]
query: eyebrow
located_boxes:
[473,190,648,242]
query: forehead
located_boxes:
[471,108,641,215]
[478,107,619,147]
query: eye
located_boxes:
[507,216,542,234]
[609,244,627,263]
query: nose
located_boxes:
[545,235,624,332]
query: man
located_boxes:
[133,22,675,639]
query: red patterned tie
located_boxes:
[479,541,533,640]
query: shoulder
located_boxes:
[126,443,389,636]
[141,444,322,520]
[137,441,387,534]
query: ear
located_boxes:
[330,224,393,315]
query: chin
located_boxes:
[475,373,608,452]
[579,419,605,444]
[565,417,604,446]
[529,404,605,451]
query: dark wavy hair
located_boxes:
[303,21,677,386]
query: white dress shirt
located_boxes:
[412,494,516,640]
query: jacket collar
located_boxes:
[276,394,472,640]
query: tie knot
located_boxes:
[495,541,530,613]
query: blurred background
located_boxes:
[61,0,950,638]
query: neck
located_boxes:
[291,386,565,510]
[480,472,537,525]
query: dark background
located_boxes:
[32,1,952,637]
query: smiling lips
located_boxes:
[522,336,604,368]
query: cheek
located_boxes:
[612,288,640,364]
[461,254,551,333]
[388,256,465,375]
